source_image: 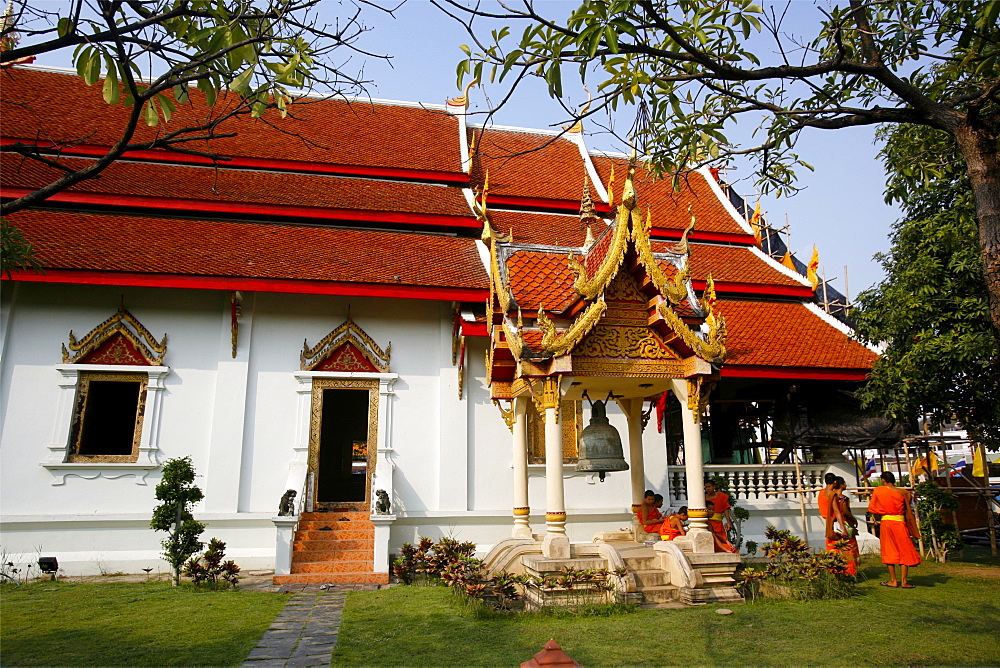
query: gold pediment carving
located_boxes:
[301,315,390,372]
[576,324,681,360]
[62,306,167,365]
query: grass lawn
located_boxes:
[332,552,1000,667]
[0,581,286,666]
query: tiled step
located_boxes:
[294,529,374,541]
[291,560,375,574]
[299,511,370,522]
[632,569,671,588]
[298,520,373,531]
[293,539,374,552]
[273,572,389,585]
[290,549,373,562]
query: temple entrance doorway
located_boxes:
[308,379,377,511]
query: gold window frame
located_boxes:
[67,371,148,463]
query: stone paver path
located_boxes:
[241,584,381,668]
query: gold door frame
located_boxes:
[308,377,379,511]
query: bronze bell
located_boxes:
[576,400,629,481]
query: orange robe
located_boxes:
[817,489,832,520]
[825,498,859,576]
[869,485,921,567]
[708,492,737,553]
[639,506,663,533]
[660,515,684,541]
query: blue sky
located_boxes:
[25,0,899,295]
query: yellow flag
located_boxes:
[911,451,940,478]
[807,245,820,291]
[749,202,762,243]
[781,251,796,271]
[973,447,986,477]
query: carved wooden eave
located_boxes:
[62,306,167,365]
[301,315,391,372]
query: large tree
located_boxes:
[439,0,1000,331]
[0,0,391,215]
[854,124,999,447]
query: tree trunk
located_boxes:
[954,122,1000,335]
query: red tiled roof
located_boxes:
[2,66,463,174]
[720,300,875,370]
[653,243,806,289]
[591,157,749,237]
[7,209,489,289]
[488,211,589,247]
[470,128,587,203]
[506,250,578,313]
[2,154,473,221]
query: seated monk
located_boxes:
[661,506,689,541]
[705,480,738,553]
[825,477,860,576]
[637,489,664,534]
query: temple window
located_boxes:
[42,306,169,484]
[526,400,581,464]
[67,372,147,462]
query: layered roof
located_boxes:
[2,67,464,177]
[3,65,874,379]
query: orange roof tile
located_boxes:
[2,66,463,174]
[591,157,749,237]
[489,211,589,247]
[7,209,488,289]
[653,243,806,289]
[3,154,473,220]
[471,128,586,203]
[720,300,875,370]
[506,250,578,313]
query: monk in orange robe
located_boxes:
[868,471,921,588]
[826,476,860,576]
[705,481,737,553]
[637,489,664,534]
[817,472,837,522]
[660,506,688,541]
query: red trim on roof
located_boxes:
[1,188,481,230]
[487,194,610,214]
[0,138,470,185]
[720,365,869,380]
[460,322,489,337]
[4,269,490,302]
[691,280,814,298]
[650,227,755,245]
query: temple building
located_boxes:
[1,65,893,593]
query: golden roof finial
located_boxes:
[580,178,599,222]
[621,150,637,210]
[583,224,595,251]
[447,79,478,109]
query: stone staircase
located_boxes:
[272,511,389,585]
[616,543,682,608]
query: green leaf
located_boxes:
[101,56,120,104]
[173,84,190,105]
[144,100,159,126]
[57,17,73,38]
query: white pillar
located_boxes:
[541,376,570,558]
[617,397,647,515]
[670,378,714,553]
[511,396,532,538]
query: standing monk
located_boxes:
[826,476,860,576]
[868,471,921,588]
[705,480,738,553]
[817,472,837,522]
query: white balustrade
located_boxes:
[667,464,828,503]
